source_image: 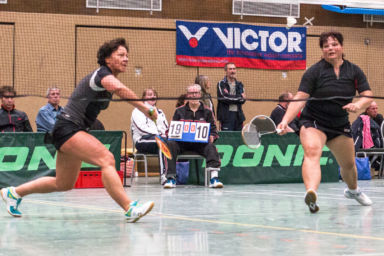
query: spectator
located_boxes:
[217,62,246,131]
[362,101,383,128]
[0,86,32,132]
[195,75,215,114]
[131,88,168,184]
[90,119,105,130]
[352,112,382,173]
[352,114,381,151]
[270,92,299,133]
[176,94,187,108]
[163,84,223,189]
[36,87,63,132]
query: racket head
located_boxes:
[155,136,173,160]
[250,115,277,135]
[241,123,261,149]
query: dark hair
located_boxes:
[224,62,236,71]
[278,92,291,102]
[141,88,158,100]
[176,94,187,107]
[194,75,208,94]
[0,86,16,97]
[319,31,344,48]
[97,38,129,66]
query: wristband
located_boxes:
[148,108,155,117]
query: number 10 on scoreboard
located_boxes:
[168,121,210,143]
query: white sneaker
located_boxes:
[1,187,22,217]
[304,189,319,213]
[209,177,224,188]
[163,178,176,189]
[344,188,372,206]
[125,201,154,223]
[160,174,167,185]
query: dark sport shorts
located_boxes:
[299,117,352,141]
[50,116,88,150]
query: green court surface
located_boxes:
[1,178,383,256]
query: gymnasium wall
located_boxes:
[0,6,383,145]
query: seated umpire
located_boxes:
[163,84,223,189]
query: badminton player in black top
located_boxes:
[277,31,373,213]
[1,38,157,222]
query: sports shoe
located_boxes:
[344,188,372,206]
[163,178,176,189]
[160,174,167,185]
[125,200,154,223]
[209,177,224,188]
[304,189,319,213]
[1,187,23,217]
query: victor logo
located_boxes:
[179,23,303,53]
[213,28,303,52]
[178,25,209,48]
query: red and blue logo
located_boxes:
[176,20,306,70]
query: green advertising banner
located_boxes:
[0,131,123,188]
[189,132,339,184]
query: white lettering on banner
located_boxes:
[212,27,302,52]
[269,32,287,52]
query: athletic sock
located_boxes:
[11,187,21,198]
[211,170,218,179]
[348,188,359,194]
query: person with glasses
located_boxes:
[163,84,223,189]
[0,86,32,132]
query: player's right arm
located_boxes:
[101,75,158,121]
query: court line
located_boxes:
[22,198,384,241]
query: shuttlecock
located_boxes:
[286,16,297,29]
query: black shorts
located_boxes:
[299,117,352,141]
[50,117,88,150]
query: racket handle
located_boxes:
[276,128,282,134]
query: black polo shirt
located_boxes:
[61,65,113,128]
[298,59,370,128]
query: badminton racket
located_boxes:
[241,115,282,149]
[152,117,173,160]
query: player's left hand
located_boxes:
[342,103,360,113]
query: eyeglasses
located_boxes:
[187,91,201,95]
[2,95,15,99]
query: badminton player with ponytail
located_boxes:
[1,38,156,222]
[277,31,373,213]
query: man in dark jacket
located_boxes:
[217,63,246,131]
[0,86,32,132]
[164,84,223,189]
[270,91,299,133]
